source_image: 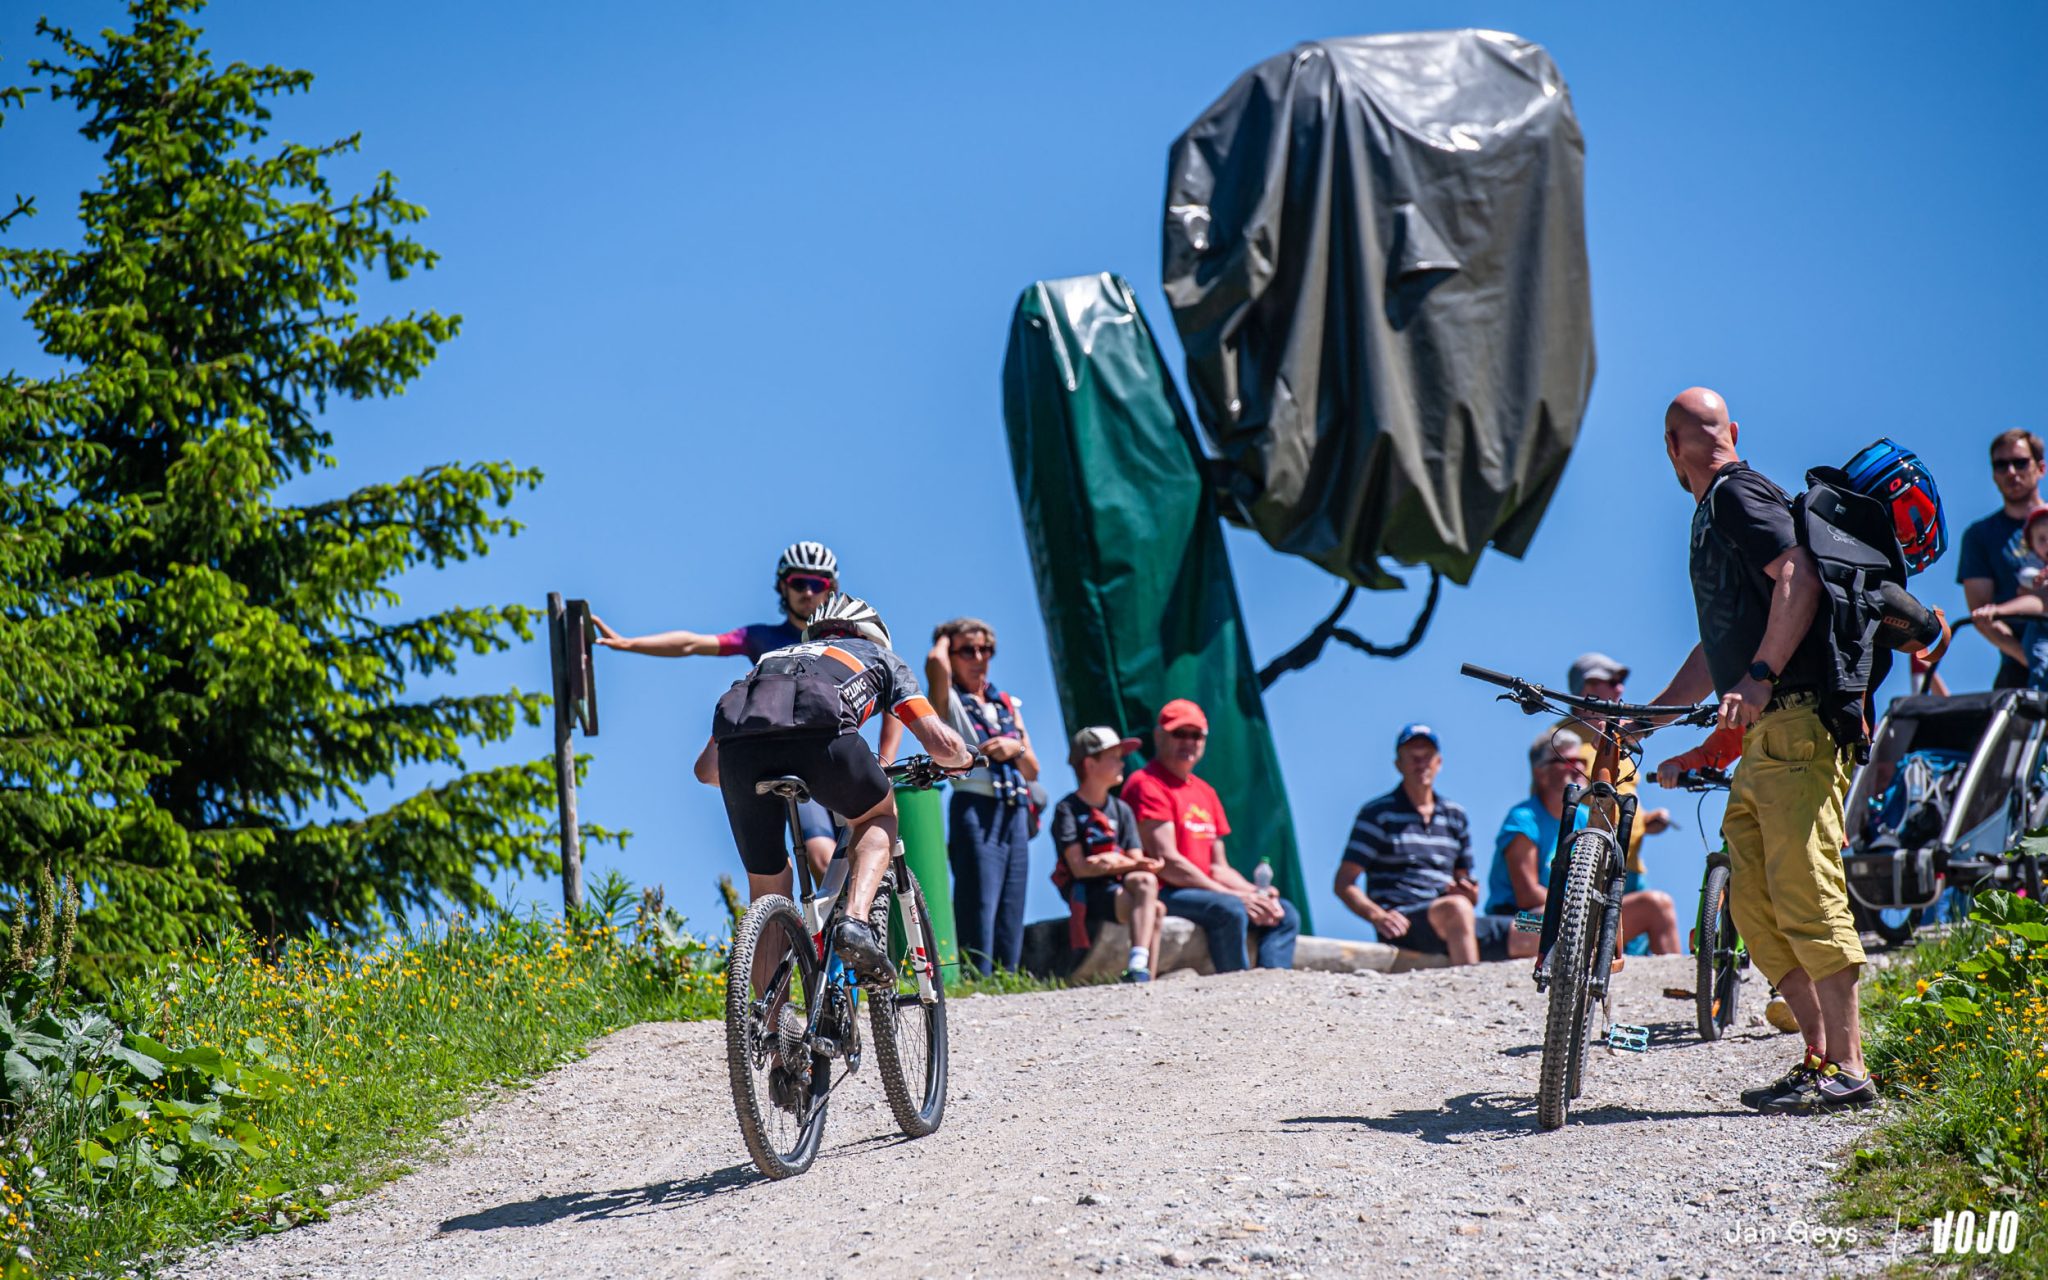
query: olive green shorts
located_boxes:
[1721,699,1866,986]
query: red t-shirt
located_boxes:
[1120,761,1231,880]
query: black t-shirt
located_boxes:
[1050,792,1140,878]
[1689,461,1826,696]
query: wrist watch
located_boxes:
[1747,660,1779,686]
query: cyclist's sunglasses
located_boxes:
[782,574,835,594]
[1992,455,2040,474]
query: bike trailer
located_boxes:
[1843,690,2048,910]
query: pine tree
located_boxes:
[0,0,605,965]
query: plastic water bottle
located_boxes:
[1254,858,1274,892]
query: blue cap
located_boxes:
[1395,722,1440,751]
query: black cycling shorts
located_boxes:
[718,732,890,876]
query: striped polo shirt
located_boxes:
[1342,786,1472,913]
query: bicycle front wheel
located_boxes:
[1695,861,1740,1040]
[1538,831,1604,1130]
[868,868,949,1138]
[726,895,827,1179]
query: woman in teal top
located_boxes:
[1486,729,1682,953]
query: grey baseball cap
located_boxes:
[1567,652,1629,695]
[1070,725,1142,763]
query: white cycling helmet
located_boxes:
[804,593,890,649]
[777,540,839,580]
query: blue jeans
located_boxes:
[2023,619,2048,690]
[947,791,1031,975]
[1160,887,1299,973]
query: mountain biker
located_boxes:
[691,593,976,983]
[1646,387,1873,1114]
[594,541,901,876]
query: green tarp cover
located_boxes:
[1002,273,1310,929]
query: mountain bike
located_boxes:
[725,754,962,1179]
[1461,664,1715,1130]
[1671,767,1748,1041]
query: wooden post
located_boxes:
[548,591,583,913]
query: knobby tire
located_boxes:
[867,869,950,1138]
[1695,862,1740,1040]
[726,896,827,1179]
[1538,832,1604,1130]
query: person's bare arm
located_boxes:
[1504,835,1545,910]
[1207,842,1281,923]
[1963,577,2027,663]
[1063,840,1139,879]
[1720,546,1823,729]
[692,736,719,785]
[877,716,905,767]
[1140,818,1232,893]
[904,712,975,770]
[1976,594,2048,620]
[591,614,723,657]
[1333,860,1408,938]
[924,635,954,721]
[1012,719,1041,782]
[1649,643,1714,708]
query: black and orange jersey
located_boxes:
[749,636,934,732]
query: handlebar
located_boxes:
[1458,663,1717,728]
[884,754,984,790]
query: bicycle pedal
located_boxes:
[1513,910,1544,934]
[1606,1024,1650,1053]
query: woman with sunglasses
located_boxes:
[593,541,901,876]
[926,617,1041,974]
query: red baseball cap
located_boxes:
[1158,698,1209,734]
[2026,505,2048,539]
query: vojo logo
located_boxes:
[1931,1209,2021,1257]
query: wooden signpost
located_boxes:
[547,593,599,912]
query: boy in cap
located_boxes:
[1050,727,1165,982]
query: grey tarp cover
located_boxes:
[1001,274,1310,926]
[1162,30,1594,588]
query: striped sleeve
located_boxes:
[1341,804,1385,866]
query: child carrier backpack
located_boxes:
[1793,449,1942,756]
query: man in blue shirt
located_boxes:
[1335,725,1533,965]
[1486,730,1680,954]
[1958,428,2046,689]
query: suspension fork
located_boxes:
[891,842,938,1003]
[1588,793,1638,1002]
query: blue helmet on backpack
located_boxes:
[1843,439,1945,575]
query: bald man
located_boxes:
[1645,388,1873,1115]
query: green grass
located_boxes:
[1833,891,2048,1277]
[5,898,724,1279]
[0,877,1078,1280]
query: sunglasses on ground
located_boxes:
[783,575,834,594]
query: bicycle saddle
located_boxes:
[754,775,812,802]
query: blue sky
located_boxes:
[3,1,2043,944]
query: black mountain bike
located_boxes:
[1670,767,1748,1041]
[1461,664,1715,1129]
[725,755,962,1179]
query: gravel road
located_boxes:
[187,955,1915,1279]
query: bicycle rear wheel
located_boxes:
[868,868,949,1138]
[1538,831,1603,1130]
[726,895,827,1179]
[1695,861,1741,1040]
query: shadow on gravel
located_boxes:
[436,1135,912,1235]
[437,1162,764,1234]
[1286,1090,1747,1143]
